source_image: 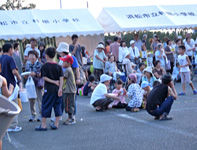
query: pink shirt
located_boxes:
[112,88,127,105]
[110,42,120,61]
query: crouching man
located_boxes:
[146,74,177,120]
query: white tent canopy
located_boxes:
[97,5,197,33]
[0,9,104,40]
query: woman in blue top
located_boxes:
[142,67,157,87]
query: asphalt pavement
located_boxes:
[2,79,197,150]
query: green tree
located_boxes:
[0,0,36,10]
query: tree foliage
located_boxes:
[0,0,36,10]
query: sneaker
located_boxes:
[193,89,197,95]
[178,92,186,96]
[29,115,36,122]
[160,115,173,121]
[37,116,42,122]
[7,126,22,132]
[63,119,76,125]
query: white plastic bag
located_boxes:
[19,90,28,103]
[9,84,19,101]
[25,76,37,99]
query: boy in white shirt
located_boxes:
[90,74,120,112]
[178,45,197,96]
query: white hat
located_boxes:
[130,40,135,45]
[57,42,69,53]
[96,44,105,49]
[123,50,130,59]
[26,44,31,48]
[100,74,112,83]
[141,81,150,88]
[131,62,136,67]
[178,35,182,39]
[143,67,153,76]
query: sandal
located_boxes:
[49,123,58,130]
[178,92,186,96]
[35,125,47,131]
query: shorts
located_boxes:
[42,92,62,118]
[63,93,75,114]
[92,98,113,108]
[180,72,191,84]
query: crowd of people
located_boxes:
[0,32,197,134]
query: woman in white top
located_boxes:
[155,43,166,69]
[128,40,140,63]
[119,40,128,63]
[185,37,195,62]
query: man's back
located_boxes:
[146,84,168,111]
[110,42,120,61]
[0,55,17,87]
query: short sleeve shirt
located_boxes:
[24,47,40,57]
[155,50,165,66]
[0,55,17,87]
[69,44,82,65]
[90,83,107,105]
[63,67,76,93]
[41,62,63,93]
[59,55,79,69]
[93,49,106,69]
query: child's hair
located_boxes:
[88,75,95,82]
[178,45,186,51]
[108,54,115,61]
[175,39,181,44]
[120,40,125,47]
[114,36,118,42]
[154,60,161,67]
[98,42,104,46]
[28,50,38,58]
[166,40,171,45]
[72,34,78,40]
[139,62,145,68]
[153,81,161,87]
[13,43,19,49]
[46,47,56,58]
[116,79,123,85]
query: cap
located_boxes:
[100,74,112,83]
[59,55,73,65]
[130,40,135,45]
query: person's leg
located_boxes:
[156,96,174,115]
[36,88,43,117]
[29,98,36,117]
[41,118,47,128]
[170,62,174,75]
[182,83,186,93]
[189,82,195,90]
[54,95,63,128]
[9,98,18,129]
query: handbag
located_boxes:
[25,76,37,99]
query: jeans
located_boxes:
[147,96,174,117]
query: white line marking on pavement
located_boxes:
[4,134,26,149]
[115,113,197,139]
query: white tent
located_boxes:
[97,5,197,33]
[0,9,104,40]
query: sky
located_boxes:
[1,0,197,18]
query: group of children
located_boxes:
[35,47,77,131]
[89,44,197,112]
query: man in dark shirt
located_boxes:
[146,74,177,120]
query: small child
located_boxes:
[83,75,97,97]
[126,74,143,112]
[172,63,181,82]
[60,55,77,125]
[35,47,63,131]
[112,79,127,108]
[178,45,197,95]
[141,81,151,109]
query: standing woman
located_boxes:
[165,40,175,74]
[24,51,43,122]
[119,40,128,63]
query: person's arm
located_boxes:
[58,77,63,97]
[12,69,22,89]
[1,77,14,98]
[80,52,83,66]
[71,45,78,55]
[96,55,105,63]
[153,72,160,79]
[43,77,59,86]
[168,81,177,100]
[104,93,120,101]
[75,67,80,85]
